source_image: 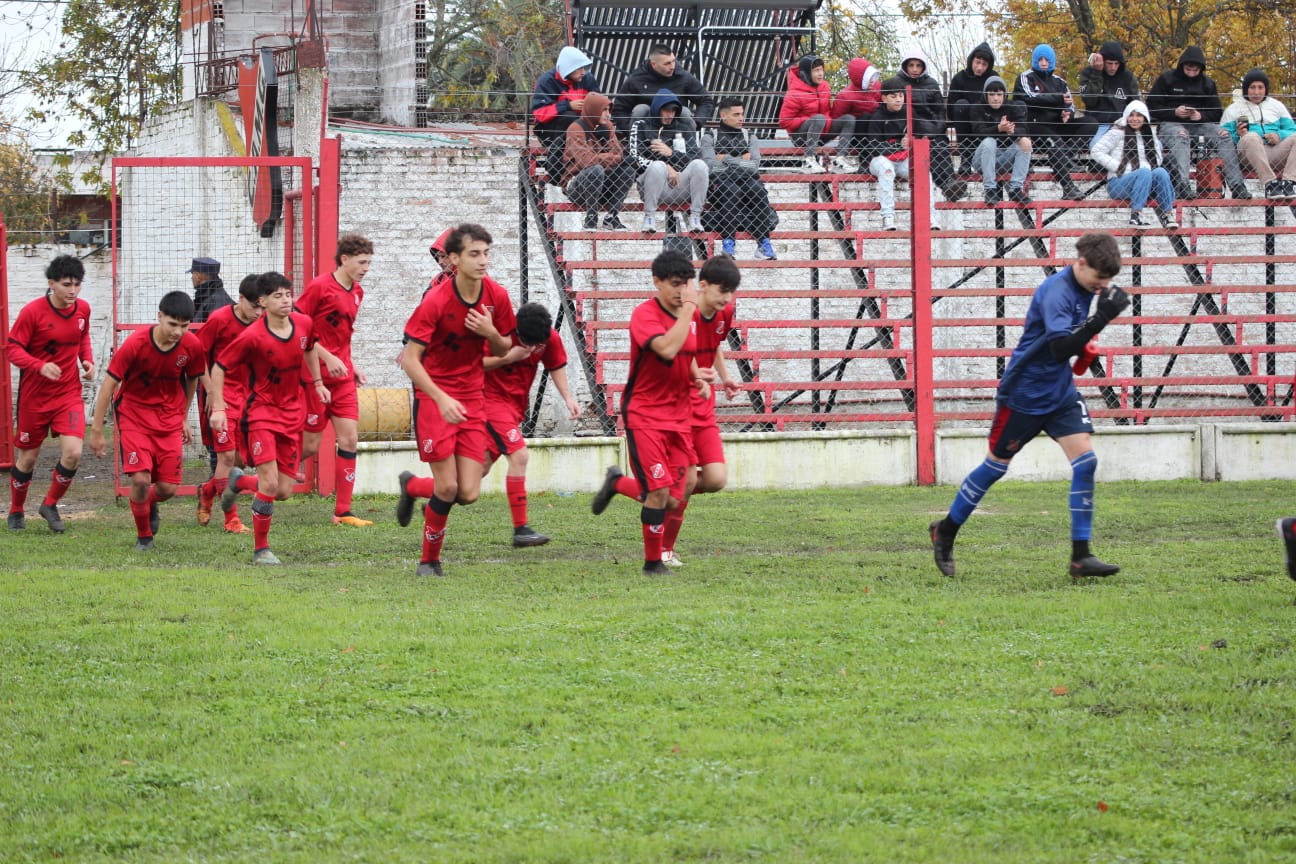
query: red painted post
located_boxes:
[312,136,342,496]
[0,217,11,470]
[910,137,937,485]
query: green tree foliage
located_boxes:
[21,0,181,176]
[816,0,901,88]
[0,122,55,245]
[899,0,1296,97]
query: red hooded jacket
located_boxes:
[833,58,881,120]
[778,56,834,133]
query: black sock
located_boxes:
[1072,540,1091,561]
[938,517,960,539]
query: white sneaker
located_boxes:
[642,214,657,233]
[688,214,704,233]
[881,214,896,231]
[831,155,857,173]
[661,550,685,568]
[801,155,827,174]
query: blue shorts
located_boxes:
[988,398,1092,459]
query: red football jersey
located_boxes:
[106,326,206,431]
[690,302,736,424]
[622,297,696,432]
[483,328,568,421]
[403,276,518,402]
[217,312,317,430]
[8,294,93,408]
[295,271,363,373]
[197,303,255,417]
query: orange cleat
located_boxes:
[224,516,252,534]
[332,513,374,527]
[196,485,215,526]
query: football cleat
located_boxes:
[661,550,685,568]
[512,525,550,547]
[224,517,252,534]
[396,470,417,527]
[221,467,244,514]
[591,465,624,515]
[7,512,25,530]
[333,513,374,527]
[1277,517,1296,581]
[253,548,283,566]
[416,560,445,578]
[197,485,214,526]
[642,561,673,576]
[38,503,66,533]
[929,520,955,577]
[134,537,155,552]
[1069,555,1120,578]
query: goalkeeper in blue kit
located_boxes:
[930,232,1131,579]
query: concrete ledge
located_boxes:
[353,423,1295,494]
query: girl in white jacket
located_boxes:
[1090,100,1177,229]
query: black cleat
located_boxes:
[929,520,955,577]
[149,502,160,537]
[512,525,550,547]
[38,503,65,533]
[416,560,445,578]
[643,561,673,576]
[396,470,416,527]
[1278,517,1296,581]
[7,512,24,530]
[591,465,623,515]
[134,537,155,552]
[1069,555,1120,578]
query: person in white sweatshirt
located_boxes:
[1090,99,1177,229]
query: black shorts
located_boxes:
[988,397,1092,459]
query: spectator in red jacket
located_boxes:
[779,55,857,174]
[833,57,882,125]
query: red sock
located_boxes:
[615,475,642,500]
[335,449,357,516]
[199,477,217,500]
[421,499,451,562]
[43,462,75,507]
[9,467,32,513]
[663,499,688,552]
[641,506,666,563]
[506,475,528,528]
[406,475,436,498]
[253,491,274,550]
[129,498,151,538]
[237,473,259,493]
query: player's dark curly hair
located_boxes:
[334,233,374,265]
[515,303,553,346]
[45,255,85,283]
[158,290,195,322]
[651,249,695,281]
[445,223,493,255]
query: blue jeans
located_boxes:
[1107,167,1174,212]
[975,137,1031,189]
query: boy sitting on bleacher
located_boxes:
[970,76,1033,204]
[863,77,941,231]
[628,89,710,234]
[700,97,778,259]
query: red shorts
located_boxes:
[302,374,359,433]
[15,397,85,449]
[116,425,184,485]
[245,427,301,478]
[484,416,527,463]
[691,422,725,466]
[413,397,487,465]
[626,426,694,498]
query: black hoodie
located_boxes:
[947,43,997,112]
[1078,41,1141,125]
[1146,46,1223,125]
[611,56,715,131]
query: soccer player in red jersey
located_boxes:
[88,292,205,550]
[590,249,713,576]
[660,255,742,567]
[194,274,263,533]
[394,223,517,578]
[6,255,95,533]
[297,233,375,527]
[209,272,330,565]
[481,302,582,547]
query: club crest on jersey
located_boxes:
[78,318,85,331]
[422,438,435,454]
[252,440,263,457]
[175,354,189,368]
[127,451,139,466]
[507,429,521,443]
[299,337,308,349]
[215,430,229,444]
[306,413,320,426]
[18,432,29,444]
[650,462,666,480]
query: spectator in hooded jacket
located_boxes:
[1090,100,1177,230]
[1221,68,1296,201]
[560,92,635,231]
[532,47,601,150]
[629,89,710,234]
[612,43,715,138]
[1078,41,1141,148]
[779,54,857,174]
[1013,43,1094,200]
[833,57,882,125]
[971,76,1033,204]
[947,42,997,147]
[701,97,778,259]
[864,77,941,232]
[897,47,965,201]
[1147,46,1251,200]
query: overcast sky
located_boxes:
[0,0,75,148]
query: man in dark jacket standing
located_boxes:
[612,43,715,139]
[1078,41,1140,148]
[531,46,601,150]
[896,47,965,201]
[1146,46,1251,200]
[188,257,233,324]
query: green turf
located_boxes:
[2,480,1294,862]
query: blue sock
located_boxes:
[949,456,1009,525]
[1069,451,1097,541]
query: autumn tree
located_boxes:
[815,0,902,87]
[0,122,56,246]
[899,0,1296,97]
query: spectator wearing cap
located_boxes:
[1221,68,1296,200]
[188,257,233,323]
[531,46,601,151]
[1147,46,1251,200]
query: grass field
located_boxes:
[2,478,1295,863]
